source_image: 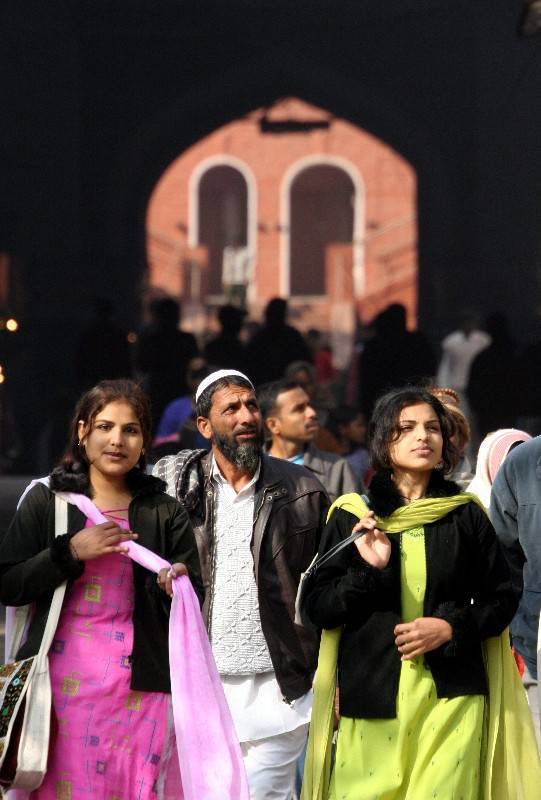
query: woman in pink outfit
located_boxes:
[0,380,204,799]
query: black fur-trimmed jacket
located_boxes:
[0,473,204,694]
[303,471,521,719]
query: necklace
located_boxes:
[399,493,425,503]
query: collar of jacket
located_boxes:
[50,468,166,499]
[176,449,291,509]
[368,469,462,518]
[199,450,288,495]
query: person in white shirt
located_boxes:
[153,369,329,799]
[436,314,491,409]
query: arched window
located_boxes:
[289,164,356,296]
[197,165,248,296]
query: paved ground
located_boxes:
[0,476,33,657]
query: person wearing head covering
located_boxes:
[153,369,329,800]
[468,428,532,509]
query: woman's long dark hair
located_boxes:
[50,379,152,495]
[368,387,460,475]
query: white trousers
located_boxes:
[241,723,309,800]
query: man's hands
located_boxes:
[157,563,188,597]
[394,617,452,660]
[69,522,137,561]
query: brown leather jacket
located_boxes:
[153,449,329,702]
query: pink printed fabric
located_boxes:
[32,513,181,799]
[56,492,249,800]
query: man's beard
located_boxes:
[212,428,264,473]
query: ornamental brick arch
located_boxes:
[110,48,450,335]
[279,156,363,298]
[145,97,419,332]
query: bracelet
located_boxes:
[69,540,80,561]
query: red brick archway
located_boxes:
[145,98,418,334]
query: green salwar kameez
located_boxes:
[329,527,485,800]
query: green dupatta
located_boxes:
[301,492,541,800]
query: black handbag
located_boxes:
[294,495,370,628]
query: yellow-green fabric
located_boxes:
[329,526,484,800]
[301,492,541,800]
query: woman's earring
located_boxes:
[435,460,444,470]
[141,448,145,455]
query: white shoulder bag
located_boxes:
[0,495,68,792]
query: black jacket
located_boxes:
[0,478,204,694]
[153,449,329,702]
[303,472,521,719]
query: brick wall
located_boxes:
[146,98,417,332]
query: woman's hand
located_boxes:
[353,512,391,570]
[394,617,452,660]
[157,563,188,597]
[69,522,138,562]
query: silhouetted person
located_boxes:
[136,298,198,432]
[359,304,436,419]
[436,312,490,408]
[151,356,211,460]
[244,298,312,387]
[75,297,131,391]
[467,312,519,438]
[203,304,246,370]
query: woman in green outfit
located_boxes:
[302,387,522,800]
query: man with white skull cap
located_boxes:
[153,369,329,799]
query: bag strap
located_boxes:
[33,496,69,672]
[7,495,69,663]
[304,528,365,578]
[304,494,369,579]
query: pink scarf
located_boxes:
[8,487,249,800]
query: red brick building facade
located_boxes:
[146,98,417,345]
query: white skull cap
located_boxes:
[195,369,254,402]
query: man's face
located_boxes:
[197,384,264,471]
[267,387,319,445]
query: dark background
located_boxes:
[1,0,540,469]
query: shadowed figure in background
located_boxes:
[75,297,132,391]
[136,298,198,433]
[359,304,437,419]
[467,312,519,439]
[204,304,247,370]
[436,312,490,413]
[244,298,312,387]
